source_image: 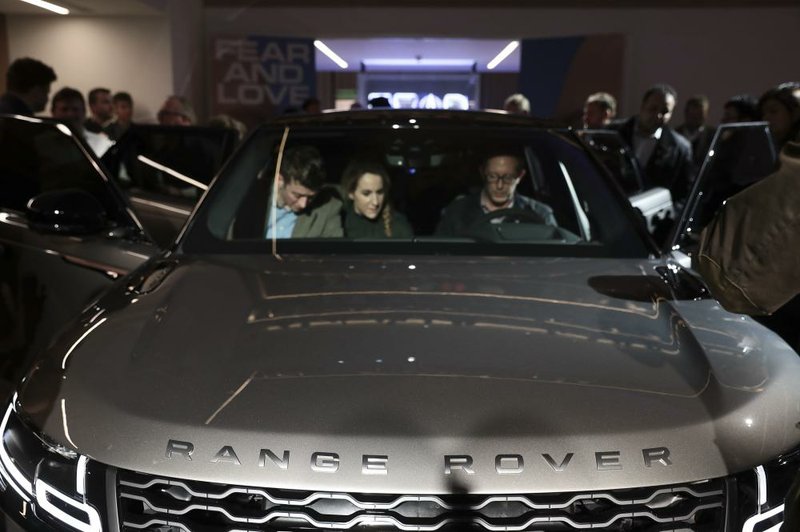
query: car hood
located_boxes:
[17,254,800,494]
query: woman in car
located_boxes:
[340,159,413,239]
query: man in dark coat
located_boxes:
[0,58,56,116]
[613,84,693,205]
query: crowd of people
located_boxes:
[0,57,248,158]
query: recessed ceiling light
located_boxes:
[487,41,519,70]
[18,0,69,15]
[314,40,348,69]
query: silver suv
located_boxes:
[1,111,798,531]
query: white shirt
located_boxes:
[633,126,663,168]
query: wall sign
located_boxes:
[210,36,316,127]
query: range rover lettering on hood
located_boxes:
[166,440,673,475]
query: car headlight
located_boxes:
[732,446,800,532]
[0,395,102,532]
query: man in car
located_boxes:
[0,57,56,116]
[436,151,556,236]
[612,84,693,205]
[266,145,343,238]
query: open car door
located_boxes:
[579,129,675,236]
[0,116,158,386]
[667,122,778,261]
[101,124,240,247]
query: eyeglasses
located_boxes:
[485,173,520,185]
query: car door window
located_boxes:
[0,116,132,227]
[670,122,777,255]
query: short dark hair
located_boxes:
[112,91,132,105]
[585,92,617,115]
[758,82,800,115]
[642,84,678,104]
[51,87,85,111]
[280,145,326,191]
[87,87,111,105]
[480,148,525,174]
[6,57,56,93]
[724,94,759,121]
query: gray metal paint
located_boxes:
[16,254,800,495]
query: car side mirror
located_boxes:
[26,189,107,235]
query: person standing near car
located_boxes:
[0,57,56,116]
[758,82,800,151]
[436,151,557,236]
[157,95,195,126]
[84,87,113,134]
[105,91,134,140]
[612,84,693,206]
[50,87,114,157]
[582,92,617,129]
[676,95,716,174]
[697,139,800,350]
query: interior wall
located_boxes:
[206,6,800,122]
[6,15,173,122]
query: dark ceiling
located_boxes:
[204,0,797,7]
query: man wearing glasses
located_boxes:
[436,151,557,236]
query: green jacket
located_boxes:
[343,202,414,239]
[292,195,344,238]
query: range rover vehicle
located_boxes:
[0,111,797,532]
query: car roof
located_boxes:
[266,109,562,129]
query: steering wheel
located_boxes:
[469,207,547,229]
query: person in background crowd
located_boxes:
[612,83,693,205]
[0,57,56,116]
[721,94,760,123]
[758,82,800,151]
[85,87,113,134]
[340,159,413,239]
[582,92,617,129]
[157,95,195,125]
[106,91,134,140]
[302,97,321,114]
[503,93,530,115]
[50,87,114,157]
[208,114,247,141]
[368,96,391,109]
[676,95,716,173]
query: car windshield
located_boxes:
[182,116,650,258]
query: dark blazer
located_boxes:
[614,117,693,203]
[0,93,33,116]
[436,191,557,237]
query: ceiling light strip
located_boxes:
[18,0,69,15]
[314,40,348,70]
[487,40,519,70]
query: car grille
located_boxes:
[116,470,726,531]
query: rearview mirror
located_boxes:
[26,189,107,235]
